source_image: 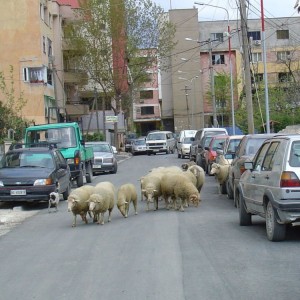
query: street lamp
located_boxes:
[194,2,236,134]
[178,76,199,129]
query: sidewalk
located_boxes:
[116,151,131,163]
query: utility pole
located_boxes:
[240,0,255,133]
[181,85,191,129]
[208,40,218,127]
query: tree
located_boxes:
[64,0,176,146]
[0,66,30,142]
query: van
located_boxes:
[177,130,197,158]
[146,131,176,155]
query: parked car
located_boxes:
[0,145,71,202]
[194,135,214,167]
[216,135,244,165]
[146,131,176,155]
[86,141,117,174]
[178,136,194,159]
[190,128,228,162]
[204,135,229,174]
[227,134,274,205]
[124,133,137,152]
[131,138,147,155]
[237,134,300,241]
[177,130,197,158]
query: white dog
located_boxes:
[48,191,60,213]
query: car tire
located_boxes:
[62,182,71,200]
[166,148,170,154]
[227,179,234,199]
[239,191,252,226]
[266,201,286,241]
[181,151,185,159]
[76,170,84,187]
[111,164,118,174]
[178,152,181,158]
[86,162,93,183]
[147,151,151,156]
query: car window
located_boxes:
[211,138,226,150]
[262,142,280,171]
[246,138,265,156]
[253,143,270,171]
[289,141,300,167]
[183,137,193,143]
[91,144,110,152]
[227,139,241,153]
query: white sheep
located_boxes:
[210,163,230,194]
[187,165,205,192]
[117,183,138,218]
[173,178,200,211]
[140,174,161,211]
[67,187,92,227]
[181,161,196,171]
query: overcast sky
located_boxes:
[152,0,299,20]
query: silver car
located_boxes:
[237,134,300,241]
[86,142,117,174]
[131,138,147,155]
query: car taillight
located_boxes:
[280,171,300,187]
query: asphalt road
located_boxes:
[0,152,300,300]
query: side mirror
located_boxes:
[244,161,253,171]
[204,146,209,151]
[59,162,68,169]
[216,149,224,155]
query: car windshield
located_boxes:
[4,152,54,168]
[211,138,226,150]
[147,133,165,140]
[227,139,242,153]
[134,139,146,145]
[204,136,213,147]
[183,137,193,144]
[26,127,77,148]
[91,144,111,153]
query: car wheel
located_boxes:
[111,164,118,174]
[147,151,151,156]
[86,162,93,183]
[178,152,181,158]
[76,170,84,187]
[166,148,170,154]
[239,191,252,225]
[62,182,71,200]
[226,179,234,199]
[266,201,286,241]
[181,151,185,159]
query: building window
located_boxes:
[23,67,47,83]
[277,51,290,61]
[278,72,291,82]
[141,106,154,115]
[212,54,225,65]
[248,31,261,41]
[47,68,53,85]
[211,33,224,42]
[252,73,264,84]
[277,30,289,40]
[251,52,262,63]
[48,38,52,57]
[40,4,44,20]
[44,96,56,118]
[140,90,153,99]
[42,36,46,54]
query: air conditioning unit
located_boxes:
[254,40,261,46]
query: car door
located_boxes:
[54,150,70,192]
[243,142,270,212]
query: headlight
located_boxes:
[0,181,4,186]
[34,178,53,186]
[103,158,113,163]
[67,158,74,164]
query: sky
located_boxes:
[152,0,300,21]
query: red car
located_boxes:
[204,135,229,174]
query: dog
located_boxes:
[48,190,60,213]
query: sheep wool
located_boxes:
[117,183,138,218]
[141,174,161,211]
[67,187,91,227]
[187,165,205,192]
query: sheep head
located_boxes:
[189,193,200,207]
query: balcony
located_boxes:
[64,70,88,85]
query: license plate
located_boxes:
[10,190,26,196]
[94,165,101,168]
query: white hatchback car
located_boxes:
[237,134,300,241]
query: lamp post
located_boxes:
[194,2,236,134]
[178,76,199,129]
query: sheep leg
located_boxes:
[154,196,158,211]
[179,198,185,212]
[100,213,105,225]
[72,214,77,227]
[133,199,138,215]
[108,209,112,222]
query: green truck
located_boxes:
[24,122,94,187]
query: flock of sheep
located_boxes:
[67,163,206,227]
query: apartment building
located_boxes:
[161,8,300,132]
